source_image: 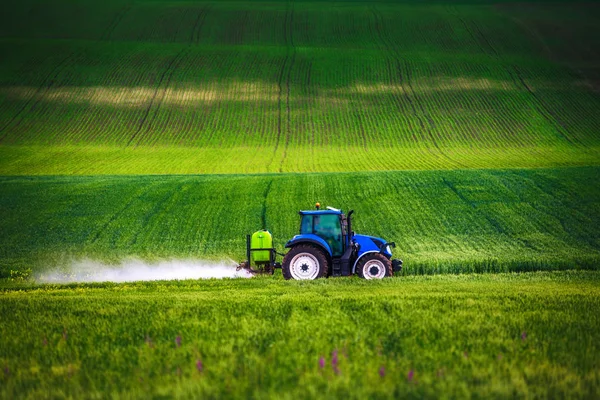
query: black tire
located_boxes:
[282,245,329,280]
[356,253,392,279]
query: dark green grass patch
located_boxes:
[1,271,599,398]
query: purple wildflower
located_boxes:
[196,359,204,373]
[318,357,325,369]
[42,336,48,346]
[379,366,385,378]
[331,349,338,367]
[175,336,182,348]
[521,331,527,341]
[408,369,414,382]
[3,366,9,377]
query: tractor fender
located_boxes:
[352,251,383,274]
[351,234,393,274]
[285,234,332,257]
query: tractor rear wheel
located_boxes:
[282,245,328,280]
[356,253,392,279]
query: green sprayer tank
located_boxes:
[251,230,273,264]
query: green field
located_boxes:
[1,167,600,279]
[1,0,600,397]
[2,272,600,398]
[0,0,599,174]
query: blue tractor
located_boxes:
[238,203,402,280]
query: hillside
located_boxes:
[0,0,599,174]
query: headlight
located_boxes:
[385,245,392,254]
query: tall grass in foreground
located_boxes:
[1,271,599,398]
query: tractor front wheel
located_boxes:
[282,245,328,280]
[356,253,392,279]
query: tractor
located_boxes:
[237,203,402,280]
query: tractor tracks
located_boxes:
[90,183,157,244]
[442,177,505,235]
[450,6,580,147]
[270,3,295,172]
[101,4,132,41]
[190,5,213,44]
[0,51,79,143]
[127,48,189,147]
[261,179,273,230]
[127,4,212,146]
[371,5,465,169]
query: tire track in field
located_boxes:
[509,66,577,146]
[0,51,78,143]
[190,5,212,44]
[279,4,296,173]
[128,182,187,246]
[101,4,132,41]
[127,48,189,146]
[371,6,465,168]
[507,13,600,94]
[89,183,158,244]
[451,7,580,147]
[261,179,273,229]
[269,2,292,171]
[512,170,600,251]
[442,177,505,234]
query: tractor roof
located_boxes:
[299,210,343,216]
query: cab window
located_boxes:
[313,214,342,256]
[300,215,313,234]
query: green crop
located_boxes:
[1,167,599,279]
[1,1,599,397]
[1,271,599,399]
[0,1,599,174]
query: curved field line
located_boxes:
[126,48,188,147]
[101,4,132,41]
[127,183,186,246]
[279,5,296,172]
[89,183,157,244]
[267,3,290,171]
[453,8,581,148]
[191,5,213,44]
[509,66,578,147]
[372,5,465,169]
[0,52,78,142]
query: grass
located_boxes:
[1,167,599,279]
[1,1,599,397]
[0,1,598,174]
[1,271,599,398]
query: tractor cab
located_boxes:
[298,208,348,257]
